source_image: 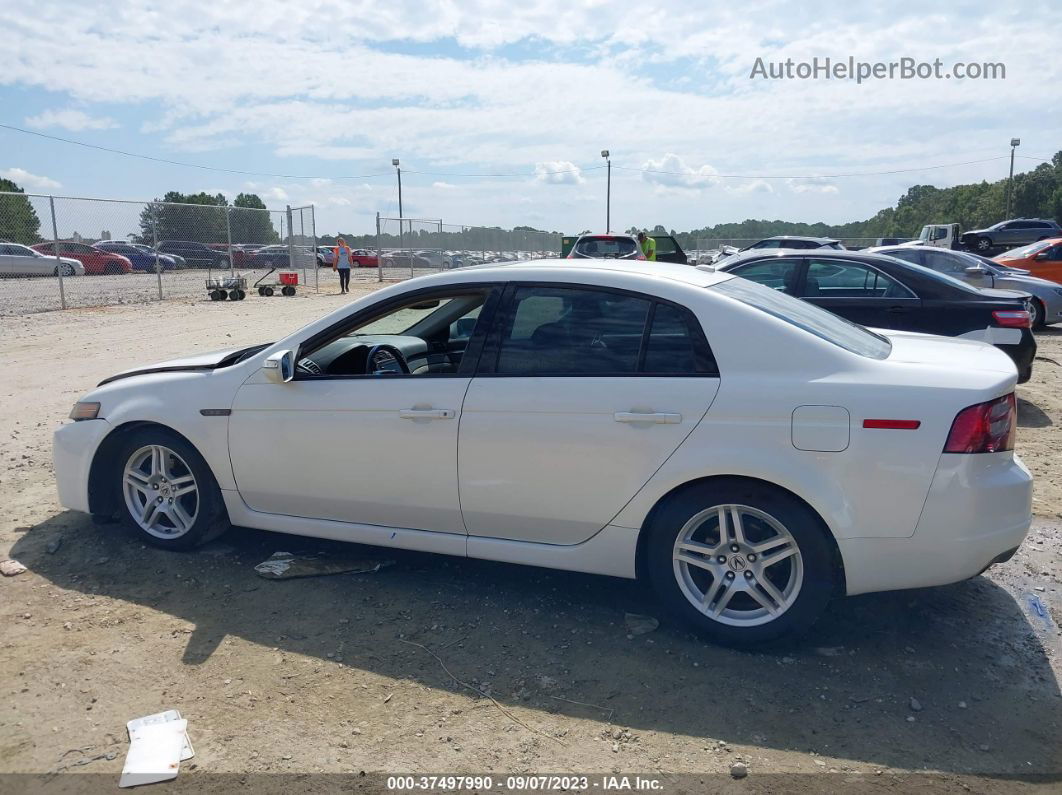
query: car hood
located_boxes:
[97,344,269,386]
[997,274,1057,289]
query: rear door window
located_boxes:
[729,257,802,294]
[805,258,913,298]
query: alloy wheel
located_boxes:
[672,504,804,627]
[123,444,199,539]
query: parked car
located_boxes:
[992,238,1062,285]
[873,245,1062,328]
[316,246,335,267]
[960,219,1062,253]
[743,236,844,251]
[95,241,179,273]
[0,243,84,276]
[157,241,230,269]
[716,249,1036,382]
[562,234,688,264]
[874,237,911,246]
[32,242,132,275]
[127,243,186,269]
[53,259,1031,647]
[380,251,432,268]
[351,249,379,268]
[247,245,315,268]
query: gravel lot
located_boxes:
[0,291,1060,791]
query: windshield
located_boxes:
[999,240,1052,259]
[714,278,892,360]
[873,254,987,294]
[573,236,639,259]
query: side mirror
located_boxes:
[1035,251,1049,261]
[263,350,295,383]
[964,265,987,275]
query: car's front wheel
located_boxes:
[975,236,993,252]
[646,480,837,648]
[116,429,228,550]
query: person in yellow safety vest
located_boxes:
[637,231,657,261]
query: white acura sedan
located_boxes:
[54,260,1032,646]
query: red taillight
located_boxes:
[992,310,1031,328]
[943,393,1016,453]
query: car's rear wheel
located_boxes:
[646,480,836,648]
[116,429,228,550]
[1030,298,1046,330]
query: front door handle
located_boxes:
[399,408,455,420]
[886,305,909,313]
[614,412,682,424]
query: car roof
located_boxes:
[444,257,730,287]
[720,247,903,267]
[761,235,839,243]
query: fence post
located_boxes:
[151,203,162,300]
[407,220,414,280]
[299,208,307,288]
[285,205,295,277]
[48,196,67,310]
[225,206,235,277]
[311,205,318,294]
[376,212,382,283]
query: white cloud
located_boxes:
[0,167,61,190]
[432,181,457,189]
[729,179,774,194]
[264,186,289,201]
[535,161,584,185]
[641,154,720,190]
[787,177,839,194]
[24,108,118,131]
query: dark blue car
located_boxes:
[96,242,178,272]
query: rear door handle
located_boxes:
[399,408,455,420]
[614,412,682,424]
[886,306,909,313]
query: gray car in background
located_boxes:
[959,218,1062,253]
[873,245,1062,328]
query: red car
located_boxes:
[32,242,132,275]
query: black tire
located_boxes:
[209,290,223,301]
[228,289,240,301]
[1031,298,1046,330]
[282,285,295,296]
[53,263,76,277]
[975,236,993,252]
[114,428,229,551]
[645,479,837,648]
[104,262,121,275]
[257,286,265,296]
[263,286,274,297]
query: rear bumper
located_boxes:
[53,419,112,514]
[839,453,1032,595]
[998,330,1037,382]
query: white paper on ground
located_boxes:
[127,710,194,761]
[119,718,187,788]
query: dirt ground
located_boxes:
[1,287,1060,792]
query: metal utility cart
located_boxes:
[253,268,299,297]
[206,274,247,301]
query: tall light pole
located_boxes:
[392,158,404,257]
[1004,138,1020,219]
[601,150,611,233]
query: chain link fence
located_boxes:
[0,191,317,314]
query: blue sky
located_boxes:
[2,0,1060,237]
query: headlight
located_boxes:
[69,401,101,421]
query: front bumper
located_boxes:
[839,453,1032,596]
[53,419,112,514]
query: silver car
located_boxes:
[0,243,84,277]
[872,245,1062,328]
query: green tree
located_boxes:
[137,191,228,244]
[231,193,280,244]
[0,177,43,244]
